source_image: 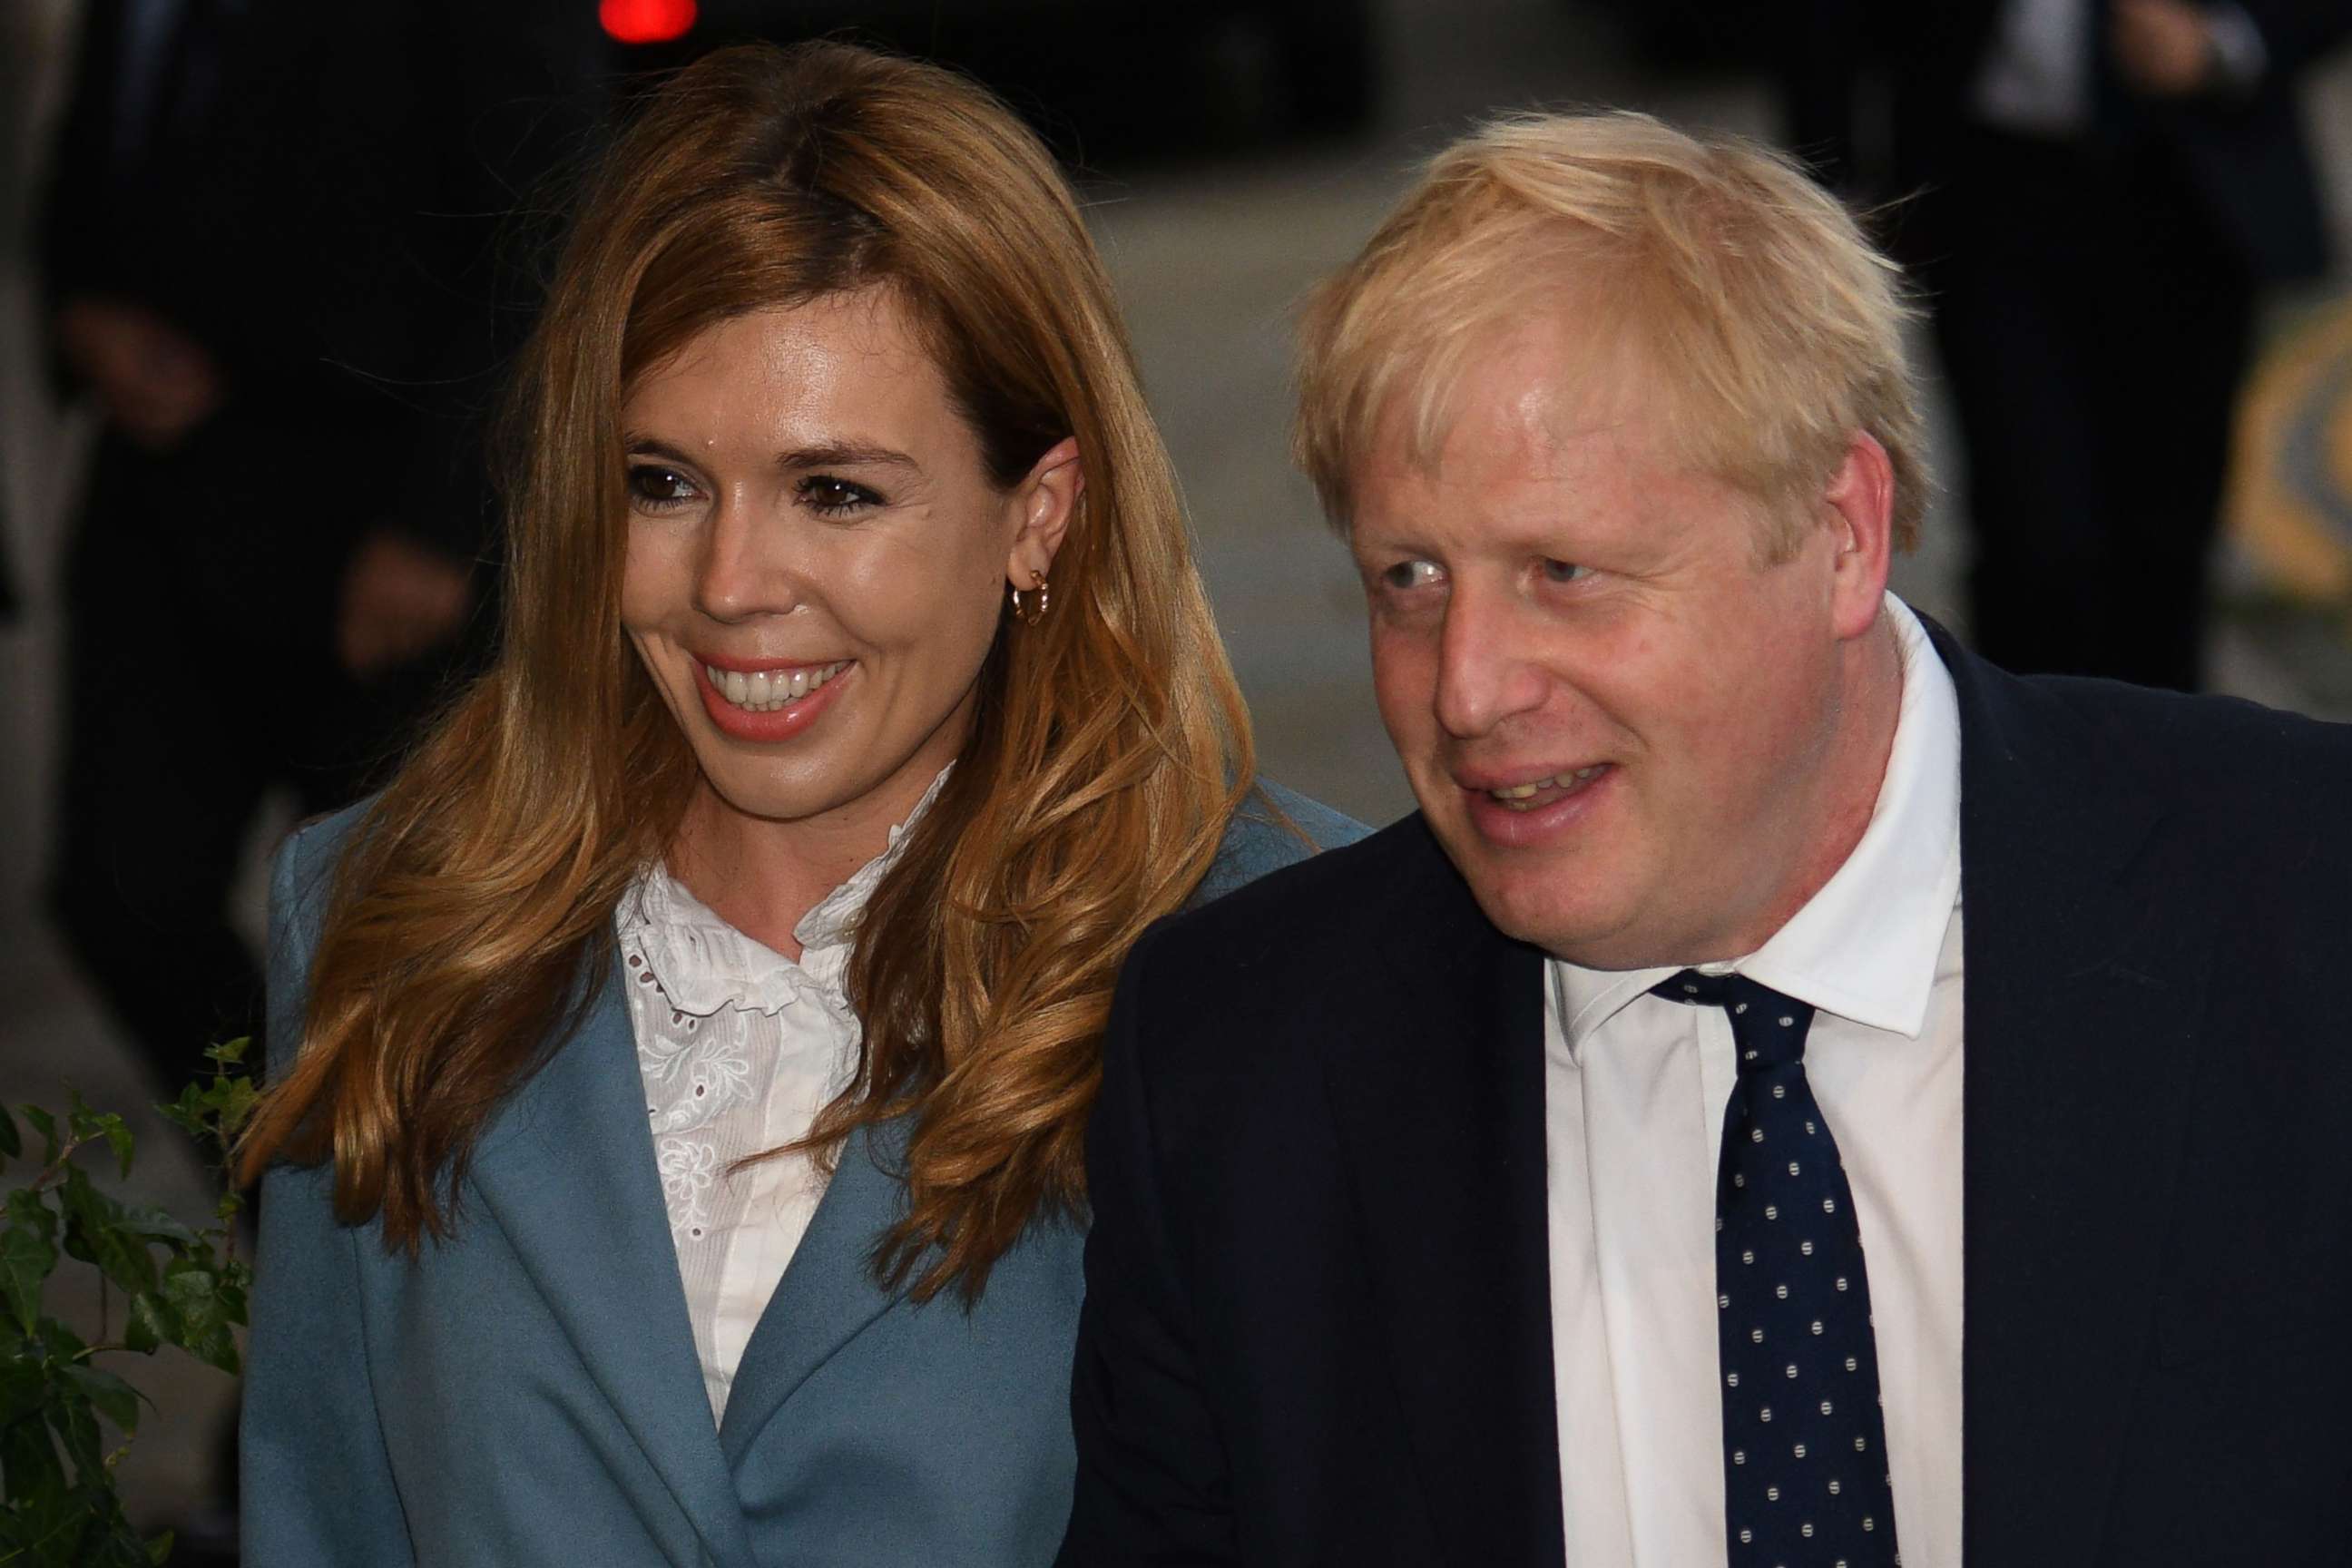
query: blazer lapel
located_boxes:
[717,1117,909,1466]
[466,958,758,1568]
[1316,820,1564,1566]
[1939,634,2212,1566]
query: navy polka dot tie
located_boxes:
[1651,971,1899,1568]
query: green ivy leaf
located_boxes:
[0,1403,62,1504]
[0,1357,46,1426]
[157,1083,209,1142]
[5,1188,55,1246]
[34,1319,84,1365]
[57,1169,157,1298]
[161,1265,238,1374]
[0,1225,55,1337]
[46,1384,104,1479]
[96,1114,134,1181]
[64,1086,101,1148]
[17,1105,58,1167]
[209,1077,260,1140]
[56,1364,139,1436]
[0,1079,255,1544]
[122,1292,173,1357]
[109,1204,201,1250]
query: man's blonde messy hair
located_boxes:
[1296,111,1928,558]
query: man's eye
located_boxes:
[625,465,698,508]
[799,475,883,516]
[1380,559,1443,591]
[1539,558,1590,584]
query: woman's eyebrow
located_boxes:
[620,433,918,472]
[777,441,917,471]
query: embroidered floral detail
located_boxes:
[654,1134,719,1240]
[612,767,948,1258]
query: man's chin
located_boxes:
[1445,846,1625,964]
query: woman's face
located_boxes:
[620,288,1077,835]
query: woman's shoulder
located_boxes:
[1191,780,1369,909]
[263,796,378,987]
[271,798,375,915]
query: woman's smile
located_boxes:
[690,655,854,741]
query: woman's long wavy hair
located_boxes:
[236,40,1254,1304]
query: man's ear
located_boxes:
[1823,431,1895,642]
[1006,436,1082,590]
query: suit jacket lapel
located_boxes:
[1937,632,2212,1566]
[1317,820,1564,1565]
[466,958,758,1568]
[715,1117,910,1465]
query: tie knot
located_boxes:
[1649,970,1815,1072]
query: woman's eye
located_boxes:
[1539,558,1590,584]
[626,465,699,509]
[1379,559,1443,592]
[799,475,883,516]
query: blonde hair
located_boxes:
[239,41,1253,1305]
[1296,110,1928,556]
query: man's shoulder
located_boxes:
[2016,671,2352,809]
[1134,811,1468,1029]
[1181,807,1438,941]
[1965,661,2352,884]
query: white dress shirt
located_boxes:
[1544,597,1965,1567]
[614,772,944,1422]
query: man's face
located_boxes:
[1351,315,1871,969]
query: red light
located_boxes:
[600,0,696,45]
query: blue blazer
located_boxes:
[242,784,1365,1566]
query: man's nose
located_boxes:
[1432,583,1546,740]
[692,496,802,622]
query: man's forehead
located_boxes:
[1358,323,1660,497]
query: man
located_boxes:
[1782,0,2350,691]
[1060,113,2352,1567]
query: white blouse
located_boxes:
[613,779,942,1422]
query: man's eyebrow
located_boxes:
[620,434,918,471]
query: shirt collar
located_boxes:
[1551,595,1961,1060]
[616,766,951,1017]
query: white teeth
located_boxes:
[704,660,849,712]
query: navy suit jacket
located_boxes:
[1062,630,2352,1565]
[241,784,1363,1566]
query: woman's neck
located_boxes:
[663,768,940,962]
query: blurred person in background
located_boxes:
[39,0,606,1092]
[236,42,1356,1565]
[1784,0,2352,691]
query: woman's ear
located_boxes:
[1006,436,1082,589]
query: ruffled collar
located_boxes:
[617,768,949,1019]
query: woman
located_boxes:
[237,41,1357,1566]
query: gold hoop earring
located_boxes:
[1009,569,1049,625]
